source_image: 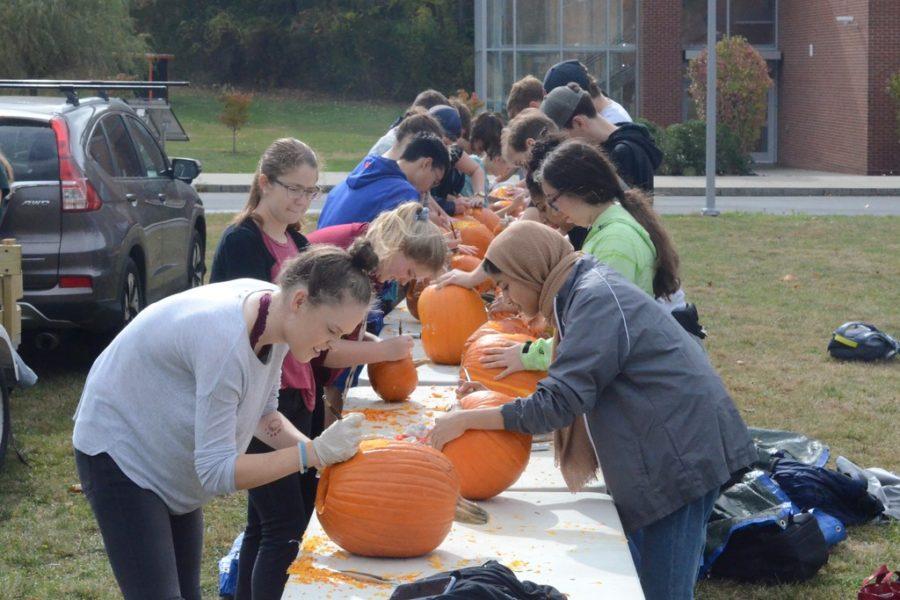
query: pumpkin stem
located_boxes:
[454,497,489,525]
[412,358,430,368]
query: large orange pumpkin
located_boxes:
[419,285,487,365]
[405,279,428,320]
[452,220,493,258]
[461,333,547,398]
[449,254,493,294]
[467,207,501,232]
[464,317,543,352]
[368,357,418,402]
[442,391,531,500]
[316,439,459,557]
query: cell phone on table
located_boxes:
[388,575,456,599]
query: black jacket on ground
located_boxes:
[209,217,309,284]
[603,122,664,192]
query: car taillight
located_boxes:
[59,276,93,289]
[50,117,102,212]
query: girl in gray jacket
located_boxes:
[430,221,755,600]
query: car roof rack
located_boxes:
[0,79,189,106]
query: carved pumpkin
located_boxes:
[419,285,487,365]
[316,439,460,557]
[442,391,532,500]
[452,220,493,258]
[461,333,547,398]
[368,357,418,402]
[405,279,428,320]
[464,317,544,352]
[449,254,493,294]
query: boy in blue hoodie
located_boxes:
[318,133,449,228]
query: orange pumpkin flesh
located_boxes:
[419,285,487,365]
[316,439,460,557]
[461,333,547,398]
[368,357,418,402]
[442,391,532,500]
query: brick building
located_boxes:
[474,0,899,174]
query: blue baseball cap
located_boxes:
[428,105,462,141]
[543,59,591,93]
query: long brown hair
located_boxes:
[539,139,680,299]
[0,152,13,185]
[234,138,318,232]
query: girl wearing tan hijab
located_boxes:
[429,221,754,600]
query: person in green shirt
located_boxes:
[436,138,681,375]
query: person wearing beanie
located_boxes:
[427,104,485,216]
[540,83,661,192]
[543,59,632,124]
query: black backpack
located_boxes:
[828,322,899,361]
[710,511,829,584]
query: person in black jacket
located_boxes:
[540,83,662,192]
[210,138,323,600]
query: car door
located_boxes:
[123,115,187,295]
[101,113,169,303]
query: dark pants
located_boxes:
[234,387,324,600]
[75,450,203,600]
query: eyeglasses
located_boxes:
[272,177,321,200]
[545,190,563,211]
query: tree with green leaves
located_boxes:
[0,0,146,78]
[219,91,253,154]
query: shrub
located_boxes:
[218,91,253,154]
[645,119,752,176]
[451,89,486,116]
[688,36,772,155]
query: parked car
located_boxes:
[0,94,205,346]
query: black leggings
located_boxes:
[235,388,324,600]
[75,450,203,600]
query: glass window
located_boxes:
[730,0,775,46]
[516,0,561,46]
[564,0,606,47]
[87,125,115,175]
[125,118,167,178]
[0,123,58,182]
[610,0,637,45]
[103,115,144,178]
[487,51,514,111]
[518,52,563,82]
[682,0,726,47]
[487,0,514,47]
[608,51,637,116]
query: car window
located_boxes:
[125,117,167,178]
[87,124,115,175]
[0,121,58,182]
[103,115,144,178]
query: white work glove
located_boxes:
[312,412,364,466]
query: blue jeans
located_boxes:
[626,488,719,600]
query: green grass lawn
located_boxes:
[1,213,897,599]
[168,88,404,173]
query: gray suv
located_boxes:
[0,94,205,343]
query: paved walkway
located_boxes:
[194,167,900,197]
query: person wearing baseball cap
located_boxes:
[540,83,661,192]
[428,104,485,216]
[543,59,632,124]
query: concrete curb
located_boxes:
[194,182,900,197]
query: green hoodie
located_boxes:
[521,203,656,371]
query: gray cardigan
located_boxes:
[501,257,755,532]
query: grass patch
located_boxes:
[1,213,897,599]
[169,88,404,173]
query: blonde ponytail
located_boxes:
[365,202,447,273]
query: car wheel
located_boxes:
[187,229,206,288]
[120,258,145,327]
[0,375,10,470]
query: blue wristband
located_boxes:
[298,441,308,474]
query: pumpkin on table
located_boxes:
[316,439,460,557]
[462,332,547,398]
[441,391,532,500]
[418,284,487,365]
[466,207,501,232]
[405,279,429,321]
[451,219,493,258]
[449,254,493,294]
[368,356,421,402]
